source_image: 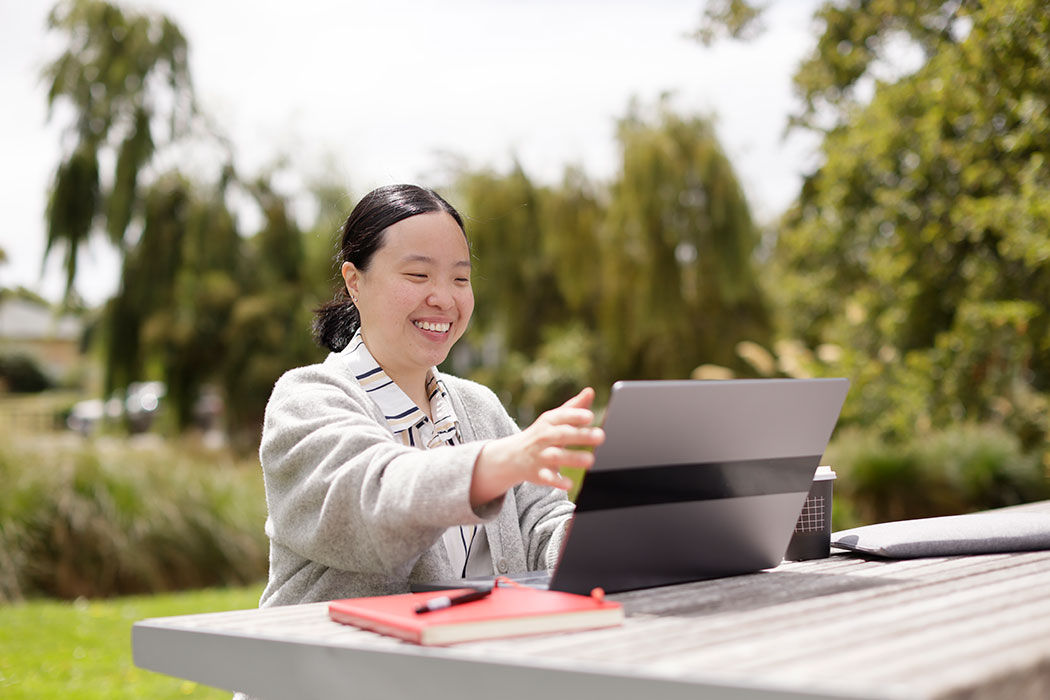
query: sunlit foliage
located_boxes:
[699,1,1050,457]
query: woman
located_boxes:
[258,184,604,606]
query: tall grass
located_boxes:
[0,431,267,602]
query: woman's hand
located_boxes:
[470,388,605,507]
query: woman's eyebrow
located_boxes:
[399,254,471,268]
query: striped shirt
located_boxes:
[343,331,492,577]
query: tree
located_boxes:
[449,164,583,419]
[42,0,195,299]
[99,168,324,441]
[691,0,767,46]
[454,164,561,356]
[449,101,771,420]
[103,173,191,396]
[780,1,1050,444]
[41,1,327,444]
[219,177,321,447]
[602,102,770,382]
[134,172,242,429]
[703,1,1050,447]
[787,0,984,133]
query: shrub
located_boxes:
[827,423,1050,526]
[0,432,267,602]
[918,426,1048,510]
[0,353,53,393]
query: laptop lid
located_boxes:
[547,377,849,594]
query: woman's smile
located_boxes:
[413,319,453,335]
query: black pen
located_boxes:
[414,588,491,614]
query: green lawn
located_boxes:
[0,584,265,699]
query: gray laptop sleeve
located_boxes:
[832,511,1050,558]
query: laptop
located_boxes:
[420,377,849,595]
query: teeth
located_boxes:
[414,321,451,333]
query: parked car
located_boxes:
[67,381,166,435]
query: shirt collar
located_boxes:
[426,372,458,439]
[343,330,459,436]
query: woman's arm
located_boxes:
[260,366,497,579]
[513,480,576,570]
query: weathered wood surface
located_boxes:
[134,500,1050,700]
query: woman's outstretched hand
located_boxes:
[470,387,605,507]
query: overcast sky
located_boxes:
[1,0,823,306]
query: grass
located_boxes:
[0,583,265,699]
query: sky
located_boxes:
[1,0,823,307]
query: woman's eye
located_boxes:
[406,273,427,280]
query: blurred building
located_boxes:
[0,295,83,388]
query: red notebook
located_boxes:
[328,586,623,646]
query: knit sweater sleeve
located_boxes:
[259,362,500,580]
[443,376,575,571]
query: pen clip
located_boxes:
[415,587,491,614]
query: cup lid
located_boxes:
[814,465,837,480]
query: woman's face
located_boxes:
[342,211,474,385]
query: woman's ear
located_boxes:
[341,261,360,301]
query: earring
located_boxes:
[351,295,358,304]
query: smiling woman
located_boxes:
[256,184,604,610]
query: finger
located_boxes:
[536,467,574,490]
[587,427,605,446]
[560,387,595,410]
[537,467,558,483]
[538,446,596,469]
[534,424,604,450]
[538,406,595,427]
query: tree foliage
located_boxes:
[700,1,1050,451]
[100,170,323,443]
[450,102,771,420]
[40,0,327,443]
[43,0,194,297]
[604,104,768,379]
[776,0,1050,447]
[789,0,981,132]
[691,0,767,47]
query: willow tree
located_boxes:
[448,102,769,419]
[123,172,242,428]
[219,178,320,446]
[41,0,326,443]
[453,165,558,355]
[449,166,569,419]
[42,0,194,298]
[104,173,190,396]
[601,102,771,383]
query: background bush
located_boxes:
[0,431,267,602]
[0,354,54,393]
[826,423,1050,527]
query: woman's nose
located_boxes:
[427,284,455,309]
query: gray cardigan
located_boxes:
[257,350,574,607]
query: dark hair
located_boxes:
[313,184,466,352]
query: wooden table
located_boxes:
[133,501,1050,700]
